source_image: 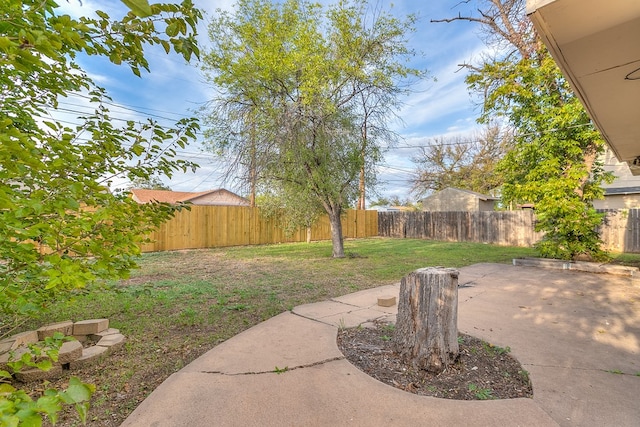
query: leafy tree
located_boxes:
[201,0,423,257]
[127,175,172,191]
[369,197,392,207]
[256,187,324,242]
[435,0,612,260]
[368,196,418,210]
[411,125,512,198]
[0,0,201,423]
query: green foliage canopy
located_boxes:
[201,0,424,257]
[470,48,613,260]
[455,0,612,260]
[1,0,201,334]
[1,0,202,422]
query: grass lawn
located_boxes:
[20,238,639,426]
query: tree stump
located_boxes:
[392,267,459,374]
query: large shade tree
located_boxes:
[436,0,612,260]
[0,0,201,422]
[411,125,512,197]
[201,0,424,257]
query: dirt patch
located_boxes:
[337,321,532,400]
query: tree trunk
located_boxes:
[327,206,345,258]
[357,164,366,210]
[249,117,257,208]
[393,267,459,373]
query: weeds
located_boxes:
[468,383,494,400]
[482,341,511,356]
[379,323,395,341]
[382,323,395,332]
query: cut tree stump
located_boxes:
[392,267,459,374]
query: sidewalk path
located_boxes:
[122,263,640,426]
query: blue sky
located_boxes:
[57,0,487,204]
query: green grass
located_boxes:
[17,238,640,425]
[609,252,640,269]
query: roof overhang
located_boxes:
[526,0,640,173]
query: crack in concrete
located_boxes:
[289,302,367,325]
[288,310,339,326]
[290,308,392,329]
[460,288,487,303]
[199,356,345,376]
[523,363,637,376]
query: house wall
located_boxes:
[422,189,477,211]
[422,188,496,211]
[593,195,640,210]
[190,190,249,206]
[589,148,640,209]
[478,199,496,211]
[602,148,640,189]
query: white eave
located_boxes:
[526,0,640,173]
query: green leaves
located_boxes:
[60,377,95,405]
[121,0,153,17]
[0,334,93,424]
[472,42,609,260]
[0,0,201,424]
[0,1,203,325]
[0,377,93,426]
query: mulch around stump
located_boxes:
[337,321,533,400]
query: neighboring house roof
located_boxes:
[603,186,640,196]
[369,205,412,212]
[517,203,535,210]
[369,206,400,212]
[130,189,250,205]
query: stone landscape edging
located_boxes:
[513,257,639,276]
[0,319,125,382]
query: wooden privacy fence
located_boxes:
[139,206,378,252]
[598,209,640,253]
[139,207,640,253]
[378,209,640,253]
[378,211,542,247]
